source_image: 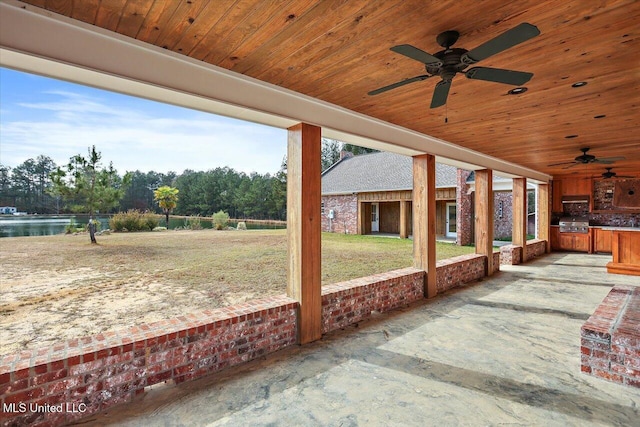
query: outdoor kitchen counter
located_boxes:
[606,229,640,276]
[593,226,640,231]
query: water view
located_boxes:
[0,215,285,238]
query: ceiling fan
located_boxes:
[598,167,634,179]
[547,147,626,169]
[368,22,540,108]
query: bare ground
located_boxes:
[0,229,472,355]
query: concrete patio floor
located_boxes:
[79,253,639,426]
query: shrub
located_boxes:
[145,214,160,231]
[65,219,80,234]
[212,210,230,230]
[185,215,202,230]
[110,210,158,232]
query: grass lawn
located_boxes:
[0,229,474,354]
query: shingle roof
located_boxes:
[321,151,458,195]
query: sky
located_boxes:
[0,67,288,175]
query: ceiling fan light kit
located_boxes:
[369,22,540,108]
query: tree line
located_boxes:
[0,139,374,220]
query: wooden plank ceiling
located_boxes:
[19,0,640,179]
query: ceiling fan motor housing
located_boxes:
[426,48,470,81]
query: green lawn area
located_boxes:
[321,232,474,283]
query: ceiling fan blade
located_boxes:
[547,161,577,167]
[368,74,432,96]
[594,156,626,164]
[465,67,533,85]
[430,80,451,109]
[462,23,540,64]
[391,44,442,66]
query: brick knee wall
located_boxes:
[321,268,424,333]
[0,296,297,426]
[435,254,486,293]
[581,285,640,388]
[525,239,546,261]
[500,239,547,265]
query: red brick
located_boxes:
[12,368,30,382]
[46,376,81,395]
[624,377,640,388]
[625,356,640,370]
[592,369,623,383]
[611,363,640,378]
[31,368,68,387]
[147,370,172,385]
[4,386,45,404]
[0,377,29,395]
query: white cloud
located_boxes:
[1,90,287,174]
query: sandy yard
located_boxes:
[0,229,435,355]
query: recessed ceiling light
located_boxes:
[565,135,579,139]
[508,87,528,95]
[572,81,588,87]
[594,114,606,119]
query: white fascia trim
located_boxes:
[468,181,537,192]
[0,0,550,183]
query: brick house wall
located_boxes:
[494,191,513,240]
[321,194,358,234]
[457,172,524,244]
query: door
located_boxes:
[371,203,379,232]
[445,203,456,238]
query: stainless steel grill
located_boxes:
[559,216,590,233]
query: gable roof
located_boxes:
[321,151,457,195]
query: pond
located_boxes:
[0,215,111,238]
[0,215,285,237]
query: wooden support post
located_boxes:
[474,169,494,275]
[399,200,410,239]
[358,202,371,235]
[513,177,528,262]
[287,123,321,344]
[413,154,436,298]
[537,183,551,253]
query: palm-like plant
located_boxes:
[153,186,179,227]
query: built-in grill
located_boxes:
[559,216,590,233]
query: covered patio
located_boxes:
[84,253,639,426]
[1,1,639,425]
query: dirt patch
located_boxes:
[0,229,471,355]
